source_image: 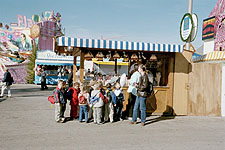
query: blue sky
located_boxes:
[0,0,218,49]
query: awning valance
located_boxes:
[192,51,225,62]
[57,37,183,53]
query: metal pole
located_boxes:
[186,0,193,50]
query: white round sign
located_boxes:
[190,13,198,42]
[180,13,193,42]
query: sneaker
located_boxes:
[97,123,103,125]
[128,117,132,120]
[7,96,12,98]
[0,96,3,98]
[141,122,145,126]
[129,121,137,125]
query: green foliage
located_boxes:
[26,46,37,84]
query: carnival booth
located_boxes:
[34,50,79,84]
[56,37,191,116]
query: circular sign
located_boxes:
[190,13,198,42]
[30,24,40,38]
[180,13,194,42]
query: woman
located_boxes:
[130,64,149,126]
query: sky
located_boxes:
[0,0,218,49]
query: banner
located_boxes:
[202,16,215,40]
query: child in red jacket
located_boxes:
[67,82,80,120]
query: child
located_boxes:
[53,80,67,123]
[114,82,125,122]
[78,85,90,123]
[105,83,117,123]
[67,82,80,120]
[90,82,104,125]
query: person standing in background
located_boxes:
[41,68,48,90]
[67,68,73,87]
[0,68,13,98]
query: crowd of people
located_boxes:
[52,63,151,126]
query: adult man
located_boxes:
[0,68,13,98]
[130,64,149,126]
[41,68,48,90]
[126,64,141,120]
[67,69,73,87]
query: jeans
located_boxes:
[79,105,88,122]
[132,96,147,123]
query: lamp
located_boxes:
[84,51,93,61]
[113,51,120,60]
[95,52,104,61]
[149,54,157,61]
[131,53,138,62]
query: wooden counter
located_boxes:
[122,86,173,115]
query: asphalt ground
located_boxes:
[0,84,225,150]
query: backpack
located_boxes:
[79,94,87,104]
[48,95,55,104]
[48,89,59,104]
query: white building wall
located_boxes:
[203,39,214,54]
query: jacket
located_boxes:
[53,87,67,104]
[67,87,79,106]
[2,71,13,86]
[137,73,149,98]
[91,90,104,108]
[127,71,141,96]
[114,89,125,103]
[105,88,117,104]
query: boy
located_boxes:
[54,80,67,123]
[114,82,125,121]
[105,83,117,123]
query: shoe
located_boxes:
[141,122,145,126]
[97,123,103,125]
[120,118,123,121]
[0,96,3,98]
[7,96,12,98]
[128,117,132,120]
[129,121,137,124]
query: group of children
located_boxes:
[53,80,125,125]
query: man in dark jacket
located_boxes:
[130,64,149,126]
[41,68,48,90]
[1,68,13,98]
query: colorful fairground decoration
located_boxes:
[0,11,63,65]
[202,16,216,40]
[180,13,198,42]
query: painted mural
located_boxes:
[0,11,63,83]
[208,0,225,51]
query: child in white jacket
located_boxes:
[90,83,104,125]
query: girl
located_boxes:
[78,85,90,123]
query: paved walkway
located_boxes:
[0,84,225,150]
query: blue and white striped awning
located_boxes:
[57,37,183,53]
